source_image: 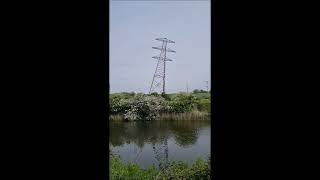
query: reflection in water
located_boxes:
[110,120,210,169]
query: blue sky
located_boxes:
[110,0,210,93]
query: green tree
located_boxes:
[193,89,200,93]
[150,92,158,96]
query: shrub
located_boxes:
[161,93,171,101]
[167,93,198,113]
[194,99,211,113]
[109,95,132,115]
[150,92,159,96]
[124,95,168,121]
[193,89,200,93]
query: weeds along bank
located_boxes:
[110,155,211,180]
[109,92,211,121]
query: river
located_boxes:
[110,120,211,169]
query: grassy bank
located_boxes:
[110,111,209,121]
[110,156,211,180]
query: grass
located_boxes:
[193,92,211,99]
[110,156,157,180]
[110,155,211,180]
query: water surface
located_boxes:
[110,120,211,169]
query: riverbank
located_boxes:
[110,155,211,180]
[109,110,210,121]
[110,92,211,121]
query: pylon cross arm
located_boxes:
[152,56,173,61]
[155,38,175,43]
[152,47,176,53]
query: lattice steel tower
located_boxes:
[152,137,169,170]
[149,38,175,94]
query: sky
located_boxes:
[110,0,210,93]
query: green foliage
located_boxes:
[109,92,211,120]
[124,94,168,121]
[109,94,132,115]
[150,92,159,96]
[167,93,198,113]
[110,156,157,180]
[193,92,210,99]
[161,93,171,101]
[110,156,211,180]
[157,158,211,180]
[194,99,211,113]
[193,89,208,94]
[193,89,200,93]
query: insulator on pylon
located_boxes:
[152,56,173,61]
[152,47,176,53]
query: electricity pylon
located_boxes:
[149,38,175,94]
[205,81,209,92]
[152,137,169,170]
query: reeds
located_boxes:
[110,111,210,121]
[159,111,210,121]
[109,114,124,121]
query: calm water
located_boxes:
[110,120,211,169]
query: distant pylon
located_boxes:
[186,82,189,93]
[205,81,209,92]
[149,38,175,94]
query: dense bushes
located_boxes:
[124,94,168,121]
[110,155,211,180]
[109,94,133,115]
[195,99,211,113]
[109,92,211,121]
[166,93,196,113]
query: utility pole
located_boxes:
[186,82,189,93]
[149,38,175,94]
[205,81,209,92]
